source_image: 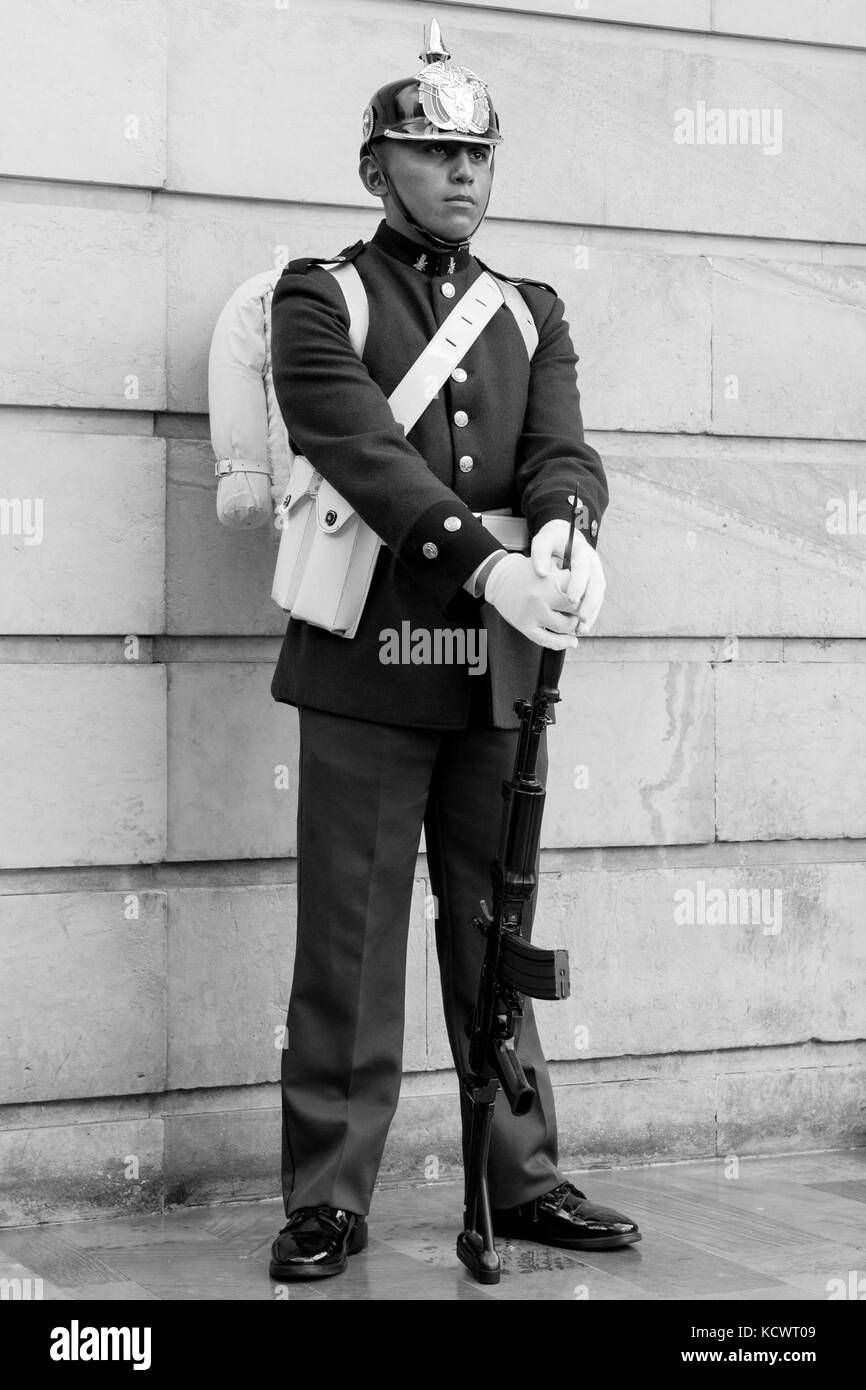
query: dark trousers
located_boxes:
[280,693,564,1216]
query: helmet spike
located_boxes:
[420,18,450,65]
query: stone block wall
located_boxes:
[0,0,864,1223]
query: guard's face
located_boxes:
[382,139,493,240]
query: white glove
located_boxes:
[531,518,606,633]
[483,553,580,651]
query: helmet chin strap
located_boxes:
[368,143,495,251]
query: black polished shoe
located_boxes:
[268,1205,368,1280]
[492,1181,641,1250]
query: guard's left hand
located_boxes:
[531,518,606,633]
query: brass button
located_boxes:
[443,516,462,532]
[422,542,438,559]
[441,282,456,298]
[590,519,598,537]
[451,367,467,383]
[454,410,469,427]
[458,455,474,472]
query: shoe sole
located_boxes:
[492,1228,642,1251]
[269,1219,369,1281]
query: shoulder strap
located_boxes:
[324,261,369,359]
[495,279,539,359]
[325,259,538,364]
[316,263,506,434]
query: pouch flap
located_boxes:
[279,454,320,513]
[315,477,357,533]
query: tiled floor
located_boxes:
[2,1149,865,1301]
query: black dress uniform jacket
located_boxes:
[269,219,608,729]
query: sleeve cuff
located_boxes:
[530,497,602,550]
[398,499,504,611]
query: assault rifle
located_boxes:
[456,493,582,1285]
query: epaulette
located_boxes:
[473,254,557,297]
[280,240,366,278]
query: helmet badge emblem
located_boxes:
[417,60,491,135]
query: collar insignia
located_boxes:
[372,221,473,276]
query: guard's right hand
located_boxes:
[483,553,580,651]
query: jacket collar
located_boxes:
[371,219,473,277]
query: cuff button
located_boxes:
[590,519,599,537]
[422,542,439,559]
[443,517,462,532]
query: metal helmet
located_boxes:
[360,19,502,250]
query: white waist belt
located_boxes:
[473,511,528,551]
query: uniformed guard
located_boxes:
[269,17,640,1280]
